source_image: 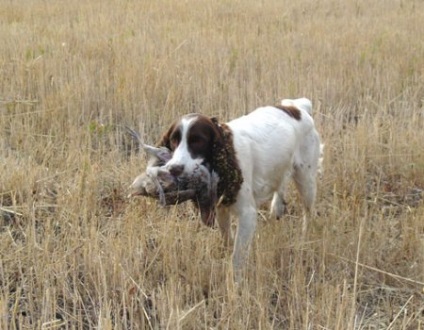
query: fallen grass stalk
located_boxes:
[350,217,364,330]
[386,295,414,330]
[0,207,23,217]
[328,253,424,287]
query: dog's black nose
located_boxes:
[169,164,185,177]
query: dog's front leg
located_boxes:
[232,200,257,282]
[216,206,233,248]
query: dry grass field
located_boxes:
[1,0,424,329]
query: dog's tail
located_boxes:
[282,98,323,176]
[281,98,313,116]
[318,143,324,177]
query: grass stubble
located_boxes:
[1,0,423,329]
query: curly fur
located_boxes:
[210,119,243,206]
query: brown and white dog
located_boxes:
[150,98,323,278]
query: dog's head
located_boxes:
[157,114,243,226]
[158,114,221,176]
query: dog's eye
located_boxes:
[188,135,208,157]
[189,135,206,147]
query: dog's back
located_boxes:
[227,99,320,207]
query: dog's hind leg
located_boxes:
[293,130,321,236]
[270,172,291,219]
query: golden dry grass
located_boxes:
[1,0,424,329]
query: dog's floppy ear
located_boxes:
[210,117,223,144]
[209,116,226,162]
[195,170,219,227]
[209,118,243,207]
